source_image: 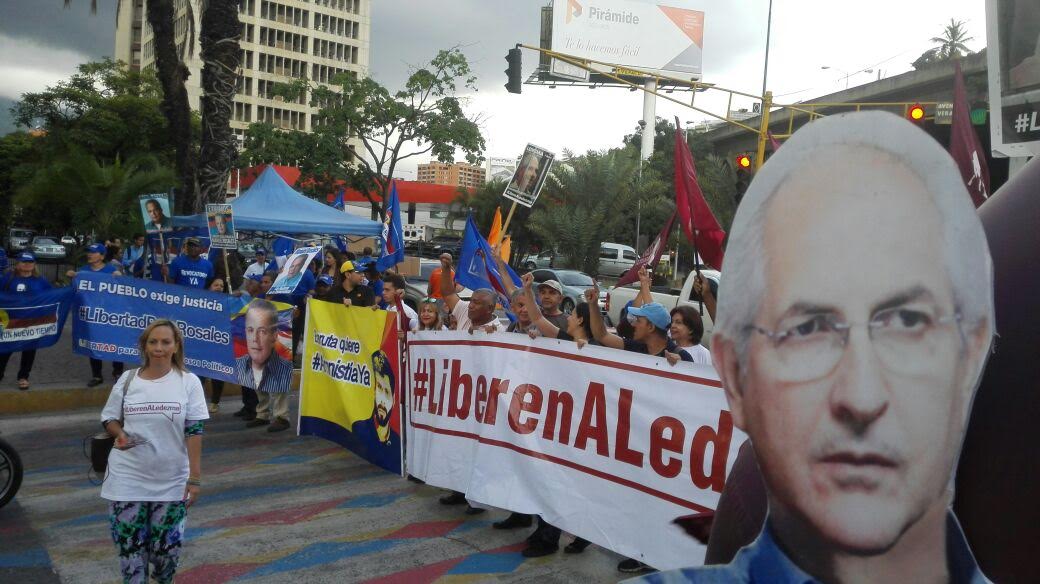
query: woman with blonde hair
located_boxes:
[99,319,209,584]
[416,298,447,331]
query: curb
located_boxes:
[0,372,302,416]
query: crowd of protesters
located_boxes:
[2,232,710,580]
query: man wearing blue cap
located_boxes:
[0,252,52,390]
[164,237,213,289]
[67,243,126,387]
[314,274,334,300]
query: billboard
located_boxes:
[551,0,704,78]
[986,0,1040,157]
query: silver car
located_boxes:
[530,269,609,320]
[519,251,554,271]
[31,236,67,262]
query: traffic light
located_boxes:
[907,103,926,122]
[505,48,523,94]
[734,154,753,204]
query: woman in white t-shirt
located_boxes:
[669,305,712,365]
[99,319,209,584]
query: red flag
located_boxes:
[951,60,990,207]
[617,212,677,287]
[674,119,726,270]
[768,131,782,152]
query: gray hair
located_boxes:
[472,288,497,304]
[246,299,280,327]
[716,111,994,359]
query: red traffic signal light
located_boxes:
[735,154,752,169]
[907,103,926,122]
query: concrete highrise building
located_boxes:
[114,0,371,146]
[416,161,487,189]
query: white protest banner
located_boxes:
[406,332,746,570]
[206,203,237,249]
[502,144,554,208]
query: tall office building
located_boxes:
[114,0,371,146]
[416,161,487,189]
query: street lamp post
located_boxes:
[821,65,875,89]
[762,0,774,98]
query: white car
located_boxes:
[31,236,68,262]
[60,235,77,246]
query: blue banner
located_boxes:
[0,287,75,354]
[71,273,236,382]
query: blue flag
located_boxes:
[332,188,345,210]
[375,181,405,272]
[0,287,75,354]
[456,214,522,310]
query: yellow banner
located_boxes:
[299,300,401,473]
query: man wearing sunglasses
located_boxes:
[639,112,994,582]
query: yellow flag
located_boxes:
[488,207,503,245]
[500,235,512,262]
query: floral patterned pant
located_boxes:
[108,501,186,584]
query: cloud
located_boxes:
[0,35,92,102]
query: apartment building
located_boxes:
[416,161,487,189]
[114,0,371,145]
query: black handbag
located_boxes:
[90,370,137,473]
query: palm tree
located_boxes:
[18,151,176,238]
[931,19,974,60]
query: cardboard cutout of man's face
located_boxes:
[715,138,992,559]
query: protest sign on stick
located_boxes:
[268,246,320,296]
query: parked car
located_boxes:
[402,259,472,311]
[430,235,462,259]
[30,236,67,262]
[598,242,639,277]
[6,228,34,254]
[606,270,721,346]
[529,268,609,321]
[519,250,554,271]
[60,235,77,246]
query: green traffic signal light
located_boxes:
[505,48,523,94]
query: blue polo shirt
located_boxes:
[168,255,214,289]
[79,263,119,275]
[0,274,52,294]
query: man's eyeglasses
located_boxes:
[746,306,963,382]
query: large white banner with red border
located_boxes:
[406,331,746,570]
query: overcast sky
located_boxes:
[0,0,986,176]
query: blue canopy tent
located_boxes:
[173,165,381,236]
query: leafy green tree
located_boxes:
[17,151,176,239]
[445,179,538,266]
[0,132,39,233]
[11,59,177,164]
[913,19,975,69]
[528,150,653,276]
[268,47,486,219]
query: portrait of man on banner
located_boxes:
[349,350,399,452]
[645,112,995,582]
[269,246,320,296]
[232,299,294,391]
[140,194,173,234]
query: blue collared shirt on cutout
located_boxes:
[629,513,989,584]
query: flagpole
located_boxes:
[501,201,519,235]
